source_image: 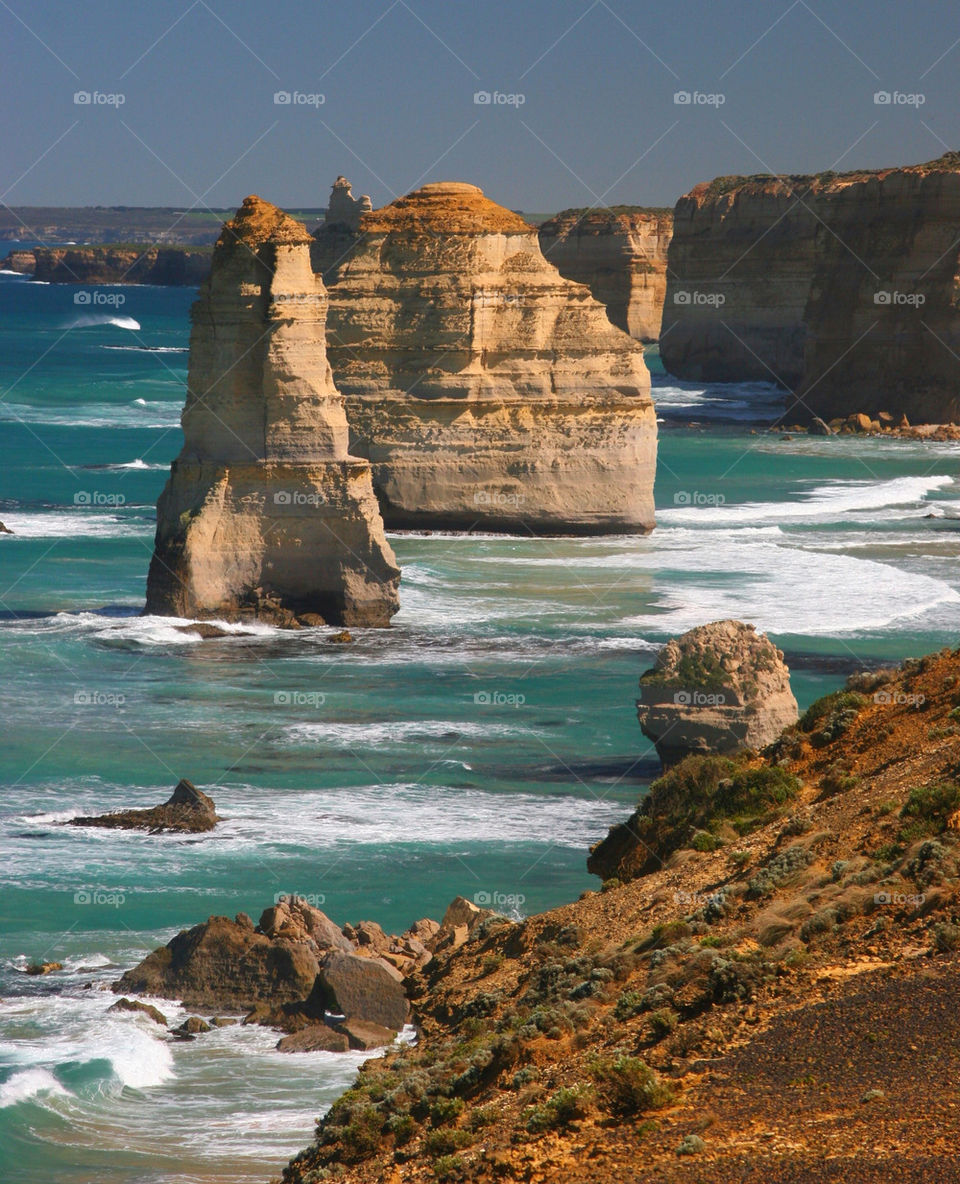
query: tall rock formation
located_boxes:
[538,207,672,341]
[145,196,400,627]
[662,153,960,424]
[324,175,372,231]
[315,181,657,534]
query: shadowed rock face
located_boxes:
[538,207,673,342]
[67,778,219,833]
[144,196,399,627]
[637,620,798,768]
[662,153,960,424]
[315,181,657,535]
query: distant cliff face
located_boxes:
[538,207,672,341]
[19,246,213,285]
[318,182,657,535]
[145,196,399,627]
[662,153,960,423]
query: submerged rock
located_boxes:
[636,620,799,768]
[24,961,62,976]
[316,181,657,534]
[144,195,399,628]
[108,997,167,1025]
[68,778,218,834]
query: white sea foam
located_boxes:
[658,474,954,526]
[68,313,141,331]
[0,1068,70,1108]
[0,511,152,539]
[284,719,527,747]
[0,399,181,429]
[101,345,187,354]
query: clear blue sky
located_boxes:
[2,0,958,212]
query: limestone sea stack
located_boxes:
[537,206,673,341]
[662,153,960,424]
[315,181,657,534]
[145,196,399,627]
[637,620,798,768]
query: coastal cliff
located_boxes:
[316,181,657,534]
[662,152,960,423]
[538,207,672,341]
[278,646,960,1182]
[1,245,212,285]
[145,196,399,627]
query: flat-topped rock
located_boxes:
[316,180,657,534]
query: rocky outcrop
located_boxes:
[662,153,960,423]
[317,181,657,534]
[325,176,372,231]
[636,620,798,768]
[108,997,167,1025]
[0,521,11,534]
[538,207,672,341]
[1,246,212,285]
[114,897,437,1027]
[144,195,400,627]
[67,778,218,833]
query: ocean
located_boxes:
[1,267,958,1182]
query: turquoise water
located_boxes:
[1,273,959,1182]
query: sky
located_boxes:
[2,0,959,214]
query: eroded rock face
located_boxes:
[662,154,960,423]
[317,181,657,534]
[637,620,798,767]
[314,951,410,1030]
[324,175,372,231]
[538,207,672,341]
[145,195,399,627]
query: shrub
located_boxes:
[429,1098,464,1126]
[590,1055,675,1116]
[337,1104,384,1162]
[899,782,960,840]
[524,1085,591,1132]
[799,691,867,745]
[820,765,859,795]
[432,1154,464,1180]
[387,1113,417,1146]
[933,922,960,951]
[614,990,646,1021]
[692,830,720,852]
[648,1008,679,1039]
[423,1128,473,1157]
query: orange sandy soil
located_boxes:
[276,648,960,1183]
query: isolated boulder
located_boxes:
[108,997,167,1026]
[314,951,409,1031]
[335,1018,398,1050]
[636,620,798,767]
[68,778,218,833]
[276,1025,350,1054]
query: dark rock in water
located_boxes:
[335,1018,398,1050]
[314,951,410,1031]
[24,961,62,975]
[330,630,353,643]
[276,1025,350,1053]
[113,914,319,1010]
[0,521,11,534]
[174,1016,211,1036]
[809,417,833,436]
[109,997,167,1025]
[68,778,219,833]
[172,623,233,639]
[209,1016,238,1027]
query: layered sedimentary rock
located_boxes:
[662,153,960,423]
[28,245,212,285]
[144,196,399,627]
[315,181,657,534]
[636,619,798,768]
[537,207,672,341]
[324,175,372,230]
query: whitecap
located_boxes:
[0,1068,70,1108]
